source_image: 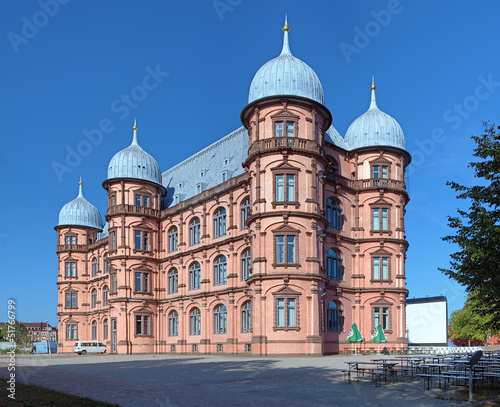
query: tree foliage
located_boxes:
[449,292,498,345]
[0,321,30,349]
[440,121,500,331]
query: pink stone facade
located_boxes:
[56,93,410,355]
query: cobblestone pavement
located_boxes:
[0,354,473,406]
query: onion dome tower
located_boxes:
[57,179,103,230]
[106,120,163,187]
[344,78,406,151]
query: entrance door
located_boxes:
[111,318,117,353]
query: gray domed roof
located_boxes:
[344,82,405,150]
[107,122,162,185]
[58,181,103,230]
[248,18,324,105]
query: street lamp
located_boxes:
[46,320,52,359]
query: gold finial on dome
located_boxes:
[370,84,376,90]
[371,75,376,90]
[133,124,138,131]
[283,14,289,32]
[79,176,83,186]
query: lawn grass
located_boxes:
[0,378,121,407]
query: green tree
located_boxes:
[0,321,30,349]
[449,292,497,346]
[440,121,500,331]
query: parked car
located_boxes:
[74,341,106,355]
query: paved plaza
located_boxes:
[0,353,483,406]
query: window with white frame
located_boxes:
[276,298,296,328]
[326,198,342,230]
[214,256,227,286]
[276,235,296,264]
[326,249,343,280]
[135,194,149,207]
[189,217,201,246]
[241,301,251,333]
[241,249,251,280]
[372,164,389,186]
[168,226,178,253]
[65,261,76,278]
[326,301,344,332]
[240,198,250,230]
[213,208,226,238]
[190,308,201,335]
[65,235,76,245]
[66,323,77,340]
[189,262,201,290]
[214,304,227,334]
[168,268,178,294]
[275,174,296,202]
[169,311,179,336]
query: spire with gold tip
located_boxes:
[369,75,379,110]
[281,14,291,56]
[132,118,139,146]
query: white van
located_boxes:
[74,341,106,355]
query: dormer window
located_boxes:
[200,171,205,179]
[223,158,229,166]
[222,171,227,182]
[178,182,183,189]
[173,194,180,205]
[196,183,202,194]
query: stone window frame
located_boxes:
[241,301,252,333]
[167,226,178,253]
[189,217,201,246]
[213,255,227,286]
[188,262,201,291]
[241,248,251,280]
[64,289,78,309]
[102,318,109,340]
[133,267,152,294]
[65,319,78,340]
[272,286,301,332]
[102,285,109,306]
[370,249,392,283]
[189,307,202,335]
[370,298,393,333]
[109,229,117,253]
[90,288,97,308]
[213,304,228,334]
[91,320,98,340]
[213,207,227,239]
[64,232,77,246]
[133,227,151,252]
[271,224,300,268]
[369,198,392,235]
[271,109,300,138]
[108,192,117,208]
[167,268,178,294]
[326,197,343,230]
[64,258,77,278]
[91,257,98,277]
[370,157,392,185]
[134,188,152,208]
[240,197,250,230]
[326,248,343,280]
[168,310,179,337]
[134,308,153,338]
[326,300,344,332]
[271,161,300,208]
[103,254,109,274]
[109,268,117,294]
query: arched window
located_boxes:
[326,301,344,332]
[189,262,201,290]
[168,268,178,294]
[103,319,108,340]
[214,208,227,238]
[91,289,97,308]
[326,198,342,230]
[102,286,109,306]
[326,249,343,280]
[91,258,98,277]
[169,311,179,336]
[91,320,97,340]
[190,308,201,335]
[103,254,109,274]
[240,198,250,230]
[241,249,251,280]
[214,256,227,286]
[168,226,178,253]
[241,301,251,333]
[214,304,227,334]
[326,156,339,175]
[189,217,201,246]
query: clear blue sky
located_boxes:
[2,0,499,327]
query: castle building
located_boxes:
[55,20,411,355]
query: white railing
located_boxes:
[408,346,483,354]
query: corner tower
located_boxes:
[102,121,165,354]
[241,18,333,355]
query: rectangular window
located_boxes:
[134,231,150,251]
[135,315,151,336]
[373,208,380,230]
[111,232,116,251]
[135,272,141,292]
[287,299,296,327]
[275,122,283,137]
[276,235,284,263]
[222,171,227,182]
[287,236,296,263]
[65,262,76,278]
[373,257,380,280]
[382,257,389,279]
[277,298,285,327]
[276,175,284,201]
[374,307,389,330]
[65,236,76,245]
[111,273,117,293]
[381,166,388,179]
[66,324,77,340]
[373,257,389,280]
[286,175,295,201]
[135,194,141,206]
[373,165,379,179]
[382,208,388,230]
[135,272,150,293]
[276,298,297,328]
[65,292,77,308]
[286,121,294,137]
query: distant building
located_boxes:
[0,322,57,344]
[55,20,411,355]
